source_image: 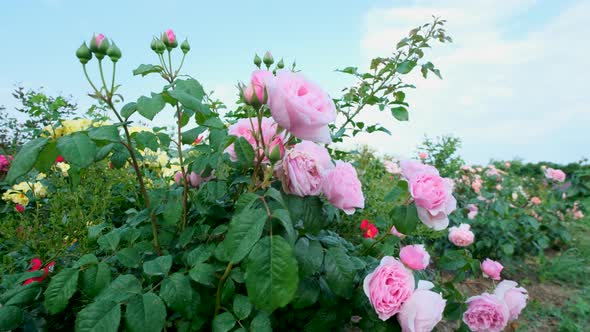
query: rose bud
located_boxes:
[277,58,285,69]
[76,42,93,64]
[181,39,190,54]
[107,42,122,62]
[263,51,274,68]
[253,53,262,68]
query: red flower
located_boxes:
[360,219,378,239]
[360,219,370,230]
[55,155,65,163]
[23,258,56,285]
[193,135,204,145]
[15,204,25,213]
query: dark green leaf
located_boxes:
[323,247,356,298]
[188,263,217,287]
[121,102,137,118]
[44,268,79,314]
[250,313,272,331]
[233,294,252,320]
[96,274,141,303]
[224,208,268,263]
[294,238,323,278]
[124,292,166,332]
[159,273,192,313]
[75,300,121,332]
[132,64,162,77]
[0,306,24,331]
[143,255,173,276]
[212,312,235,332]
[390,204,419,234]
[88,125,120,142]
[234,137,255,168]
[80,263,112,297]
[137,93,165,120]
[391,106,409,121]
[6,137,49,183]
[116,247,141,268]
[57,132,97,168]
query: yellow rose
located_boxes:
[36,173,47,180]
[13,182,31,193]
[33,182,48,198]
[56,162,70,176]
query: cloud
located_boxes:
[343,0,589,164]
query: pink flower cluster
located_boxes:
[225,117,286,163]
[400,160,457,230]
[463,280,528,332]
[364,257,446,331]
[544,167,566,182]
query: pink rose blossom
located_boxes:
[225,117,284,163]
[383,160,402,175]
[544,167,566,182]
[390,226,406,239]
[448,223,475,247]
[95,33,105,48]
[398,281,446,332]
[467,204,478,220]
[472,177,482,194]
[166,29,176,43]
[0,154,12,172]
[400,160,457,230]
[363,256,415,321]
[15,204,25,213]
[399,244,430,270]
[266,70,336,143]
[322,161,364,214]
[485,165,501,177]
[495,184,502,191]
[493,280,528,321]
[481,259,503,280]
[463,293,509,332]
[531,197,541,205]
[249,70,273,103]
[175,171,213,188]
[418,152,428,160]
[276,141,332,197]
[505,162,511,168]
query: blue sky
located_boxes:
[1,0,588,164]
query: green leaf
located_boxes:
[391,106,409,121]
[188,263,217,287]
[175,78,205,100]
[34,140,59,173]
[143,255,173,276]
[5,284,40,306]
[245,236,299,313]
[265,187,286,207]
[121,102,137,119]
[186,244,215,266]
[233,137,255,168]
[6,137,49,183]
[294,238,324,278]
[0,306,24,331]
[80,263,112,298]
[181,126,207,145]
[286,195,324,234]
[98,231,121,252]
[44,268,79,314]
[133,131,159,151]
[132,64,162,77]
[233,294,252,320]
[57,132,97,168]
[203,117,224,129]
[96,274,141,303]
[163,190,182,225]
[224,208,268,263]
[272,209,297,246]
[88,125,120,142]
[291,277,320,308]
[159,273,192,312]
[116,247,141,268]
[75,300,121,332]
[137,93,165,120]
[438,250,468,270]
[250,313,272,332]
[323,247,356,298]
[124,292,166,332]
[396,60,417,74]
[390,204,419,234]
[212,312,235,332]
[168,90,204,111]
[235,193,260,213]
[74,254,99,268]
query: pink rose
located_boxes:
[467,204,478,220]
[0,154,12,172]
[493,280,528,320]
[544,168,566,182]
[399,244,430,270]
[363,256,415,321]
[95,33,105,48]
[166,29,176,43]
[383,160,401,175]
[390,226,406,239]
[472,177,482,194]
[322,161,364,215]
[504,162,511,168]
[266,70,336,143]
[448,223,475,247]
[175,171,213,188]
[463,293,509,332]
[481,259,503,280]
[398,281,446,332]
[400,160,457,230]
[495,184,502,191]
[418,152,428,160]
[530,196,541,205]
[250,70,273,103]
[225,117,284,163]
[276,141,333,197]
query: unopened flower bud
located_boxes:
[155,40,166,54]
[97,37,110,55]
[107,42,121,62]
[253,53,262,68]
[162,29,178,49]
[268,138,285,163]
[89,33,103,52]
[277,58,285,69]
[150,38,157,52]
[263,51,274,67]
[181,38,190,54]
[76,42,92,64]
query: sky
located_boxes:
[0,0,588,164]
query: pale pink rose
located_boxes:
[531,196,541,205]
[363,256,415,321]
[398,281,446,332]
[481,259,503,280]
[95,33,105,47]
[175,171,213,188]
[461,165,475,173]
[276,141,333,197]
[512,192,518,200]
[166,29,176,43]
[495,184,502,191]
[399,244,430,270]
[400,160,456,230]
[448,223,475,247]
[505,162,511,168]
[390,226,406,239]
[250,70,273,103]
[467,204,478,220]
[418,152,428,160]
[472,177,482,194]
[486,165,500,177]
[242,85,256,104]
[476,167,483,172]
[225,117,284,163]
[544,168,566,182]
[322,161,364,215]
[383,160,402,175]
[573,210,584,220]
[493,280,528,321]
[266,70,337,143]
[463,293,509,332]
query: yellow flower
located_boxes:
[128,126,153,135]
[36,173,47,180]
[33,182,47,198]
[13,182,31,193]
[55,162,70,176]
[61,119,92,135]
[2,191,29,206]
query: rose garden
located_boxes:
[0,18,589,332]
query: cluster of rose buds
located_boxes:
[76,33,121,64]
[149,29,190,55]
